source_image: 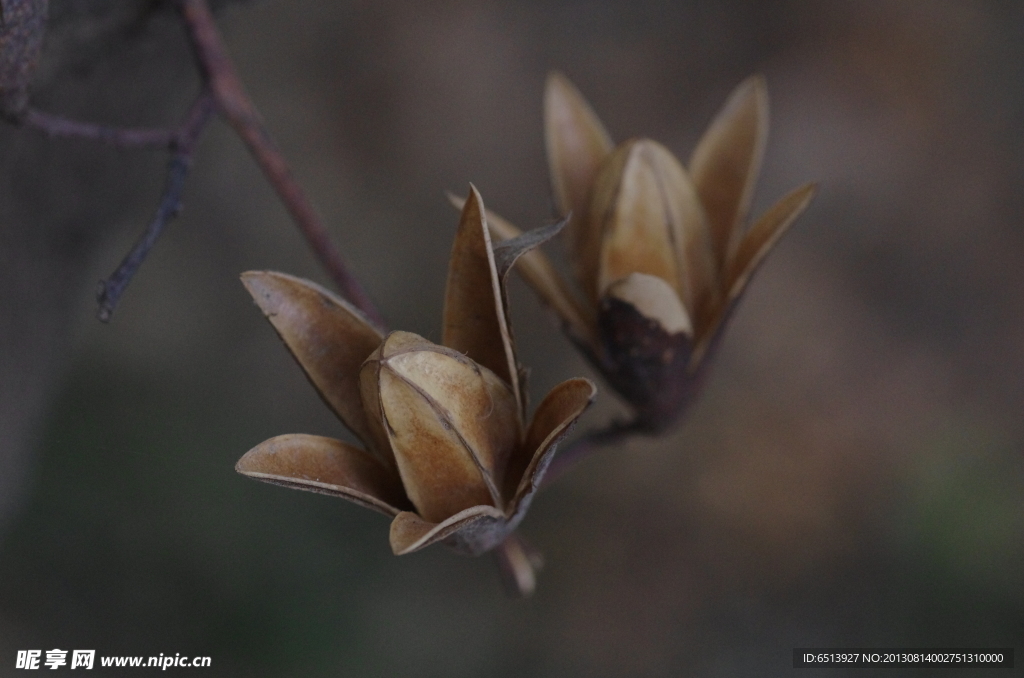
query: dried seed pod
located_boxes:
[470,73,817,429]
[236,186,596,594]
[361,332,520,522]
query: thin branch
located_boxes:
[97,92,215,322]
[6,0,385,329]
[178,0,386,330]
[19,108,175,148]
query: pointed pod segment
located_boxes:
[443,186,522,413]
[508,377,597,509]
[236,434,410,516]
[446,191,596,351]
[690,182,817,368]
[727,182,817,300]
[241,271,384,455]
[545,71,614,222]
[689,75,769,268]
[545,72,615,304]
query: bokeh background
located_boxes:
[1,0,1022,675]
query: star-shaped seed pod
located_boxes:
[460,73,816,431]
[236,186,596,594]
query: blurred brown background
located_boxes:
[1,1,1022,675]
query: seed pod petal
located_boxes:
[594,140,716,318]
[389,505,506,556]
[689,75,769,269]
[727,182,817,300]
[241,271,384,455]
[545,71,614,223]
[506,377,596,512]
[358,353,397,470]
[373,332,502,523]
[385,339,520,492]
[545,73,615,306]
[447,191,597,352]
[690,182,816,368]
[443,186,521,411]
[236,434,410,516]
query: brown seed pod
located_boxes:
[235,186,596,594]
[463,73,817,429]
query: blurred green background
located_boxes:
[1,1,1022,675]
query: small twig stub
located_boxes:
[96,92,215,322]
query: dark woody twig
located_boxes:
[19,108,175,148]
[8,0,385,328]
[96,91,214,321]
[178,0,385,330]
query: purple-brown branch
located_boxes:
[7,0,384,328]
[96,91,214,321]
[20,108,175,148]
[178,0,385,329]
